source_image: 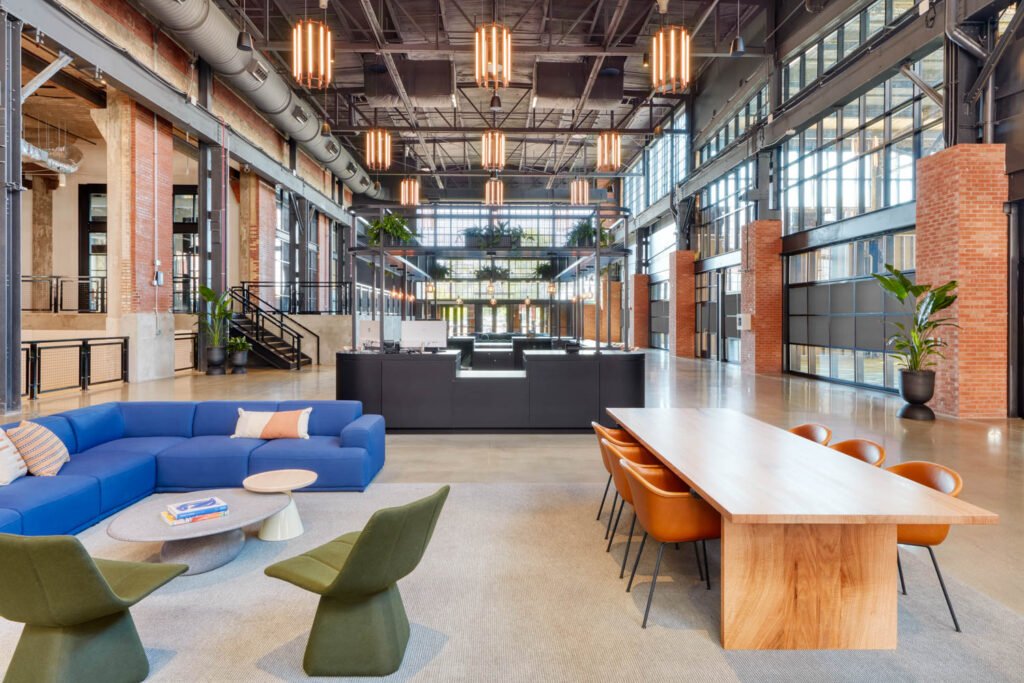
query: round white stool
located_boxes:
[242,469,318,541]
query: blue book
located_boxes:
[166,496,229,519]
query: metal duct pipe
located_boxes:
[21,139,79,174]
[137,0,381,197]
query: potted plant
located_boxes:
[427,262,451,280]
[873,264,958,420]
[534,261,558,280]
[475,265,510,281]
[367,214,414,246]
[565,219,612,247]
[227,336,252,374]
[464,221,531,249]
[197,285,232,375]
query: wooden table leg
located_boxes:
[720,520,897,650]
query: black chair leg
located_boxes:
[642,543,666,629]
[604,492,619,540]
[927,546,961,632]
[606,500,624,552]
[596,473,611,521]
[693,541,704,582]
[627,532,648,593]
[897,550,907,595]
[620,513,637,579]
[702,539,711,590]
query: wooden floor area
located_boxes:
[11,351,1024,615]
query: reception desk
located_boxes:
[336,349,644,431]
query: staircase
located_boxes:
[227,287,318,370]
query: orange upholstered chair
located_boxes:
[830,438,886,467]
[887,461,964,631]
[788,423,832,445]
[602,440,664,578]
[620,459,721,628]
[591,422,640,522]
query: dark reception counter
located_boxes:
[336,349,645,431]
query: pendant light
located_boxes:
[400,177,420,206]
[547,282,556,295]
[237,0,254,52]
[651,19,691,93]
[524,297,531,306]
[365,115,392,171]
[490,297,498,307]
[481,128,506,171]
[570,177,589,205]
[475,0,511,91]
[596,128,621,172]
[484,176,504,205]
[292,15,333,89]
[729,0,746,56]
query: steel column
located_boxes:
[0,12,22,414]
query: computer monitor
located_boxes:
[400,320,448,351]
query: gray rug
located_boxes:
[1,484,1021,682]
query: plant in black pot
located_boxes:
[565,219,612,248]
[197,285,232,375]
[475,265,510,281]
[367,214,414,247]
[227,336,252,375]
[534,261,558,280]
[464,221,531,249]
[873,264,958,421]
[427,262,451,280]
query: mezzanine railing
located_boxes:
[21,336,128,400]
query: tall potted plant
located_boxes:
[873,265,958,419]
[197,285,232,375]
[367,214,414,246]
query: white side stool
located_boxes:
[242,469,318,541]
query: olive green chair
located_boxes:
[265,486,449,677]
[0,533,186,683]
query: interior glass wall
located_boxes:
[695,267,741,362]
[649,279,670,350]
[694,160,757,258]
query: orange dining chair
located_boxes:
[620,459,722,628]
[602,440,667,579]
[591,422,639,523]
[887,461,964,632]
[788,422,832,445]
[829,438,886,467]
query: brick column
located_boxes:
[740,219,783,374]
[669,250,696,357]
[915,144,1008,418]
[582,276,622,343]
[631,273,649,348]
[238,171,277,284]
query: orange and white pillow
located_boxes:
[6,422,69,476]
[0,429,27,485]
[232,408,312,440]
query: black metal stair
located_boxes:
[227,287,319,370]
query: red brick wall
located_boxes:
[670,250,696,357]
[632,274,650,348]
[89,0,191,74]
[123,102,174,313]
[240,174,278,283]
[915,144,1008,418]
[740,219,783,374]
[582,279,622,343]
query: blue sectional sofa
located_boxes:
[0,400,385,536]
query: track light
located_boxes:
[489,91,502,111]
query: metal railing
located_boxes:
[231,285,320,365]
[238,280,352,315]
[21,336,129,399]
[174,332,198,371]
[21,275,107,313]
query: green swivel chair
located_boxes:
[265,486,449,677]
[0,534,187,683]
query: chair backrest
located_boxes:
[591,422,635,447]
[830,438,886,467]
[329,486,450,598]
[887,461,963,497]
[788,423,832,445]
[0,534,121,626]
[619,460,720,544]
[603,439,662,504]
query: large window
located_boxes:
[622,104,687,217]
[696,86,768,169]
[786,231,916,389]
[413,205,593,248]
[780,48,943,234]
[694,160,756,259]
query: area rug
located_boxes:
[0,483,1020,682]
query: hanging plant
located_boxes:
[367,214,413,246]
[427,262,451,280]
[534,261,558,280]
[476,265,510,281]
[565,219,612,247]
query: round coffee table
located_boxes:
[107,489,289,575]
[242,469,318,541]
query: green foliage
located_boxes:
[872,264,958,372]
[533,261,558,280]
[367,214,413,246]
[565,219,612,247]
[475,265,510,281]
[427,262,451,280]
[227,336,252,353]
[196,285,232,349]
[463,221,532,248]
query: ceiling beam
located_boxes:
[257,40,768,58]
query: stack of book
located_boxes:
[161,496,229,526]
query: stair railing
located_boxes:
[229,285,320,365]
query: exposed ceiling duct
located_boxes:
[135,0,382,198]
[533,58,626,110]
[363,60,455,110]
[21,139,81,175]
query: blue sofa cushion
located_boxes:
[0,475,100,535]
[156,436,266,490]
[250,437,380,490]
[60,448,157,513]
[278,400,362,437]
[0,509,21,534]
[2,416,78,455]
[63,404,126,452]
[119,402,197,438]
[192,402,281,437]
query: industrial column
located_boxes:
[0,12,22,413]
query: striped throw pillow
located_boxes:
[6,422,69,476]
[232,408,312,440]
[0,430,27,485]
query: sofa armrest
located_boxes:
[340,414,385,457]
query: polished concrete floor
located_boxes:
[14,351,1024,615]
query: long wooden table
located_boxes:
[606,407,999,650]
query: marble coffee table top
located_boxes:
[243,469,318,493]
[107,488,289,542]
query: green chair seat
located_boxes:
[265,487,449,677]
[0,534,186,683]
